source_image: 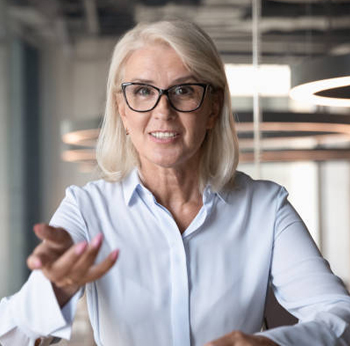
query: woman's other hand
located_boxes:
[205,331,278,346]
[27,223,119,307]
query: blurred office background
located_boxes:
[0,0,350,344]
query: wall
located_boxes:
[0,35,10,298]
[321,162,350,287]
[40,38,115,222]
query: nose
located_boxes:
[152,94,175,120]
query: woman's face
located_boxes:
[118,43,219,171]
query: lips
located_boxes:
[149,131,179,139]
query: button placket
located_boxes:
[139,187,217,346]
[150,199,191,346]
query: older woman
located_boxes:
[1,20,350,346]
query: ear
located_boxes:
[206,90,222,130]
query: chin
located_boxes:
[142,151,199,170]
[153,159,180,168]
[142,153,180,168]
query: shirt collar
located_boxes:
[217,191,229,204]
[122,168,229,206]
[203,185,228,204]
[122,169,142,205]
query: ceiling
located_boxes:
[4,0,350,163]
[4,0,350,64]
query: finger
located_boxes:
[27,254,43,270]
[62,233,105,282]
[54,248,119,288]
[42,240,89,282]
[204,336,233,346]
[27,251,56,270]
[33,223,73,249]
[47,232,103,283]
[27,241,63,270]
[205,331,245,346]
[83,249,120,283]
[204,340,232,346]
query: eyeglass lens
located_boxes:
[123,83,206,112]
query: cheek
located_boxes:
[124,112,149,137]
[186,119,209,143]
[119,107,136,130]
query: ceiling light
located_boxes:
[290,54,350,107]
[60,111,350,170]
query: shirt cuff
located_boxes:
[256,321,337,346]
[9,270,82,340]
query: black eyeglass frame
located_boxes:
[121,82,210,113]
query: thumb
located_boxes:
[33,223,73,249]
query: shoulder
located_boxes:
[64,178,124,205]
[234,171,283,192]
[223,171,288,205]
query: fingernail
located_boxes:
[75,241,87,255]
[33,258,42,269]
[92,233,103,248]
[110,249,119,261]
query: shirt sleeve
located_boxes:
[50,185,88,244]
[257,186,350,345]
[0,186,87,345]
[0,270,83,346]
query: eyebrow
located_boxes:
[173,75,199,83]
[129,75,199,85]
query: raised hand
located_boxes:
[27,223,119,307]
[204,331,279,346]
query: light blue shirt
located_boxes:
[1,170,350,346]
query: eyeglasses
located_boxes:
[121,82,209,113]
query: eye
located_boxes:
[172,85,194,96]
[133,85,155,97]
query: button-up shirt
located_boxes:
[1,170,350,346]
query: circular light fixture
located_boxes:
[61,118,101,146]
[60,111,350,170]
[290,54,350,107]
[240,149,350,163]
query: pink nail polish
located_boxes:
[33,224,40,234]
[33,258,42,269]
[75,241,87,255]
[110,249,119,261]
[92,233,103,248]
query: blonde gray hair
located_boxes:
[96,20,239,192]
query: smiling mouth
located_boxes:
[149,131,179,139]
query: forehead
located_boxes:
[122,43,193,84]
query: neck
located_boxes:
[139,163,202,208]
[138,158,205,233]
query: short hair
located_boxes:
[96,20,239,192]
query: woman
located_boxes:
[1,20,350,346]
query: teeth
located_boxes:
[150,132,177,139]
